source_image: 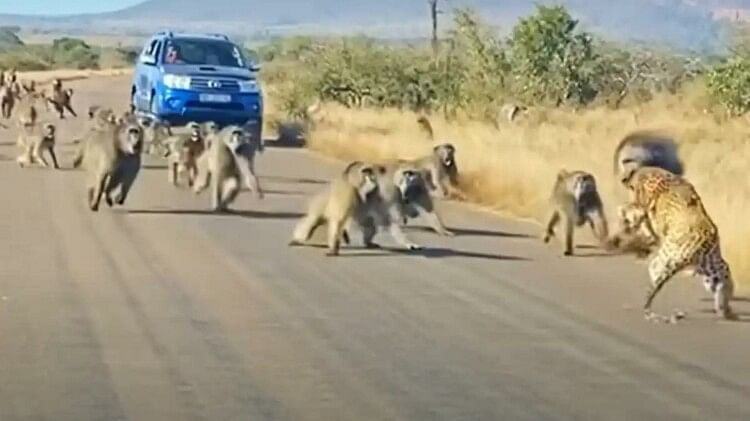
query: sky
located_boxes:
[0,0,142,15]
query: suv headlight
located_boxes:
[163,74,191,90]
[239,79,259,93]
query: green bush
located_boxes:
[706,58,750,116]
[50,37,100,69]
[259,4,710,119]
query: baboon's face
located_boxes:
[571,173,597,201]
[395,168,424,200]
[617,204,646,232]
[358,166,379,200]
[223,129,245,153]
[121,125,143,155]
[44,124,55,137]
[435,144,456,168]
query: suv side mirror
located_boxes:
[249,63,261,72]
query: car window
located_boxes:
[144,39,159,57]
[162,39,246,68]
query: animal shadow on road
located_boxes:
[142,164,168,170]
[127,208,304,220]
[408,247,529,261]
[261,175,327,185]
[407,225,532,239]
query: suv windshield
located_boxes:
[162,38,247,68]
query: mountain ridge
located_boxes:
[0,0,746,51]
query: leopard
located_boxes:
[621,166,735,322]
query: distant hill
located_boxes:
[0,0,746,51]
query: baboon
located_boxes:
[16,123,59,169]
[46,79,77,119]
[343,161,444,250]
[613,130,684,182]
[603,203,658,258]
[164,121,206,187]
[542,169,609,256]
[416,115,434,140]
[142,118,172,155]
[73,120,142,211]
[192,125,250,211]
[289,161,379,256]
[405,143,464,200]
[233,122,265,198]
[14,92,45,127]
[499,104,527,124]
[0,83,14,118]
[22,80,35,94]
[105,122,144,207]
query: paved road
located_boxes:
[1,76,749,421]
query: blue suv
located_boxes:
[131,31,263,137]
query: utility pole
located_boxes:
[428,0,439,57]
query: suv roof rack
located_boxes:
[155,31,229,41]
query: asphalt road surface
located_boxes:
[1,75,749,421]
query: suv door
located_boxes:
[133,38,161,111]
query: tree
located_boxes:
[508,5,598,106]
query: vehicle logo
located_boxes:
[207,80,222,89]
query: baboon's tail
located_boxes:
[71,150,84,168]
[416,116,434,141]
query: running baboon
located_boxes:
[21,80,35,94]
[16,123,59,169]
[73,121,142,211]
[192,125,249,211]
[613,130,684,182]
[289,161,379,256]
[542,169,609,256]
[46,79,77,119]
[164,121,205,187]
[405,143,464,200]
[232,122,265,198]
[342,161,444,250]
[143,118,172,155]
[14,92,45,127]
[105,122,144,207]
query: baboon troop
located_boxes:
[0,68,734,325]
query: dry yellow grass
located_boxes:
[295,83,750,290]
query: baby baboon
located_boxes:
[289,161,379,256]
[603,203,658,258]
[498,104,527,124]
[46,79,77,119]
[142,118,172,155]
[542,169,609,256]
[406,143,464,200]
[16,123,59,169]
[74,121,142,211]
[164,121,205,187]
[613,130,684,182]
[192,125,248,211]
[416,115,434,140]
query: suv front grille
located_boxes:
[190,77,240,92]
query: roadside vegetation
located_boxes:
[0,26,137,70]
[258,5,750,287]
